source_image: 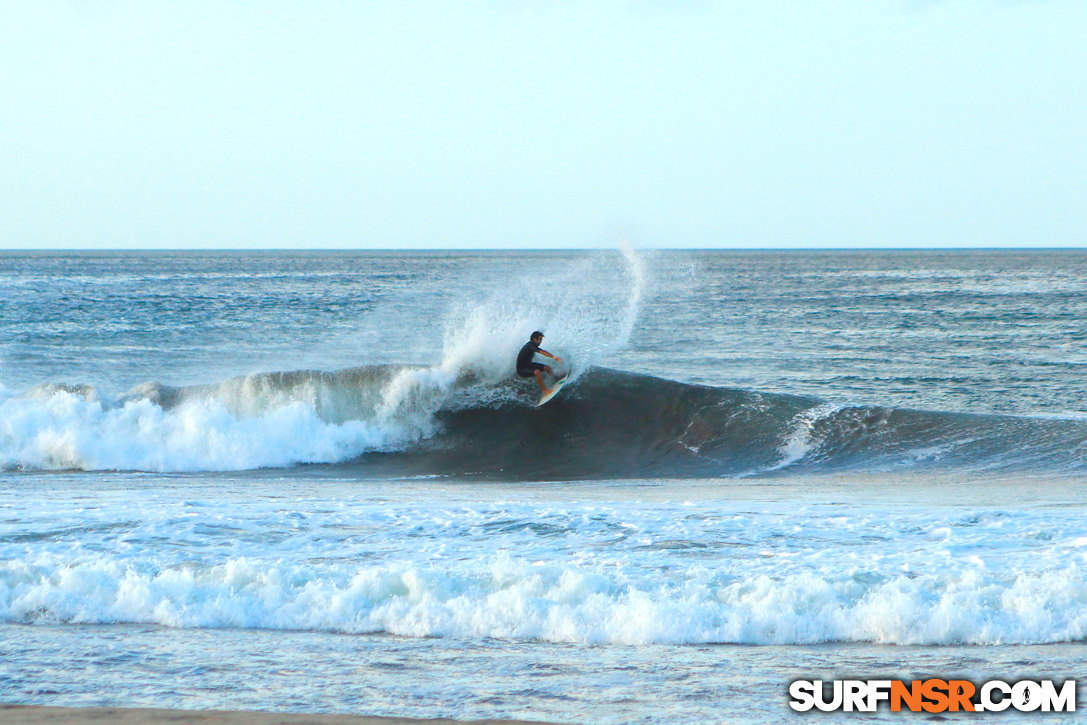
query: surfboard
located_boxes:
[537,375,568,407]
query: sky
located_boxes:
[1,1,1084,250]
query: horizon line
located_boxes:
[2,246,1087,253]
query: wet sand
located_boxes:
[0,705,553,725]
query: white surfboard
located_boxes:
[536,375,568,407]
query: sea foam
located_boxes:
[0,389,393,471]
[4,550,1086,645]
[3,495,1086,647]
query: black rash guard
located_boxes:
[516,341,543,377]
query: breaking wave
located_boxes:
[5,548,1086,646]
[4,365,1087,478]
[5,246,1087,478]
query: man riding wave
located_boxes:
[516,330,563,396]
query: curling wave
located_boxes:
[4,366,1087,477]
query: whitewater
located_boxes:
[3,249,1087,723]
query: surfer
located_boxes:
[517,331,563,395]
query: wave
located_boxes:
[4,550,1085,645]
[4,365,1087,477]
[369,368,1087,478]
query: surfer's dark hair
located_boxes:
[531,330,544,338]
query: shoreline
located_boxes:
[0,705,554,725]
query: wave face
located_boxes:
[366,368,1087,478]
[5,365,1087,478]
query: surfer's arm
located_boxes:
[538,349,562,363]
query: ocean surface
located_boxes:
[2,249,1086,723]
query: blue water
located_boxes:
[2,250,1086,722]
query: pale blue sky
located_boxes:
[1,1,1084,249]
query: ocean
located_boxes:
[2,249,1086,722]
